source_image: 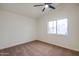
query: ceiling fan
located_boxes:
[33,3,56,12]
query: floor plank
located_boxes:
[0,40,79,56]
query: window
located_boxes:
[57,18,68,35]
[48,21,56,34]
[48,18,68,35]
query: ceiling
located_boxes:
[0,3,59,19]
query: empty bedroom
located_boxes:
[0,3,79,56]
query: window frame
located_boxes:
[47,18,68,35]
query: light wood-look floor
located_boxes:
[0,40,79,56]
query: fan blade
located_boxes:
[45,3,52,5]
[42,8,45,12]
[34,5,43,7]
[49,5,55,9]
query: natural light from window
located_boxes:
[48,21,56,34]
[48,18,68,35]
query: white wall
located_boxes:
[38,4,79,51]
[0,10,36,49]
